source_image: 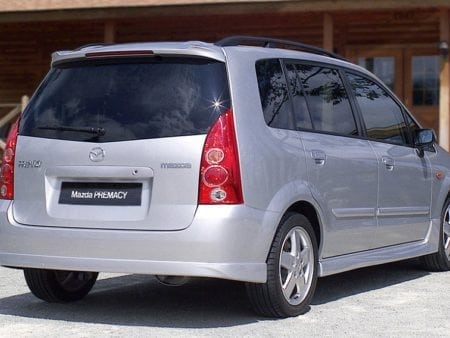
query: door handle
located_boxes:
[382,156,394,171]
[311,150,326,166]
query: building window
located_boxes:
[358,57,395,91]
[412,55,439,106]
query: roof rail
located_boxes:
[215,36,346,61]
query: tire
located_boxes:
[246,212,318,317]
[421,199,450,271]
[24,268,98,302]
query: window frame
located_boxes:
[254,57,422,147]
[282,59,364,139]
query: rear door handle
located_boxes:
[311,150,326,166]
[382,156,394,171]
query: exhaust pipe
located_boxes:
[155,275,191,286]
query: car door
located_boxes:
[287,63,379,258]
[346,72,432,247]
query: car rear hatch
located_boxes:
[13,49,230,231]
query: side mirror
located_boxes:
[414,129,435,157]
[414,128,435,147]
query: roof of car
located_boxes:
[50,36,374,80]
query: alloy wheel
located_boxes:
[279,226,314,305]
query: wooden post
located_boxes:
[323,13,333,52]
[440,9,450,150]
[21,95,29,112]
[104,21,115,43]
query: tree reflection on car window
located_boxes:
[256,59,294,130]
[347,73,408,145]
[296,65,358,136]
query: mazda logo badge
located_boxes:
[89,147,105,162]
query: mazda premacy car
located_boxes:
[1,36,449,317]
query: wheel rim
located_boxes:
[279,226,314,306]
[443,205,450,259]
[54,271,95,292]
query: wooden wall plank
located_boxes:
[323,13,333,51]
[0,6,443,118]
[0,0,448,23]
[439,8,450,150]
[104,21,115,43]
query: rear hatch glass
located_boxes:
[20,56,230,142]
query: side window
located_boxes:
[285,63,313,130]
[347,73,409,145]
[255,59,294,130]
[296,64,358,136]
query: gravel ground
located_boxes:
[0,259,449,337]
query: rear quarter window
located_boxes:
[255,59,295,130]
[20,57,230,142]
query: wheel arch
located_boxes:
[260,180,325,262]
[285,201,322,251]
[263,199,324,260]
[445,191,450,205]
[432,179,450,220]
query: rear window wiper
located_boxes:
[37,125,106,136]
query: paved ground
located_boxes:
[0,259,449,337]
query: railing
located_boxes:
[0,95,29,150]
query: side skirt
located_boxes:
[318,218,440,277]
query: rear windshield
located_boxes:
[20,57,230,142]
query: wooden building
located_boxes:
[1,0,450,147]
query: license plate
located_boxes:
[59,182,142,206]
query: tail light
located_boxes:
[199,109,243,204]
[0,119,19,200]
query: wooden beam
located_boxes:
[0,0,450,14]
[21,95,29,111]
[104,20,115,43]
[0,1,449,23]
[439,8,450,150]
[0,105,20,128]
[323,12,333,51]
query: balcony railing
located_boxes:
[0,95,29,150]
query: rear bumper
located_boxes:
[0,202,278,283]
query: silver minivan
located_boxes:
[0,36,449,317]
